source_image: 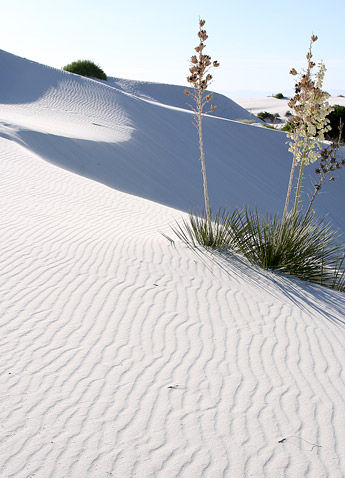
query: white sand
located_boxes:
[1,50,345,477]
[236,96,345,122]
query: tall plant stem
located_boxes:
[293,160,306,219]
[303,174,326,222]
[196,88,212,230]
[281,155,297,227]
[278,135,299,245]
[305,125,344,222]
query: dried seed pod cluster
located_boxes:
[185,18,220,114]
[303,121,345,219]
[314,122,345,185]
[286,34,333,166]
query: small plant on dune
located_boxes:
[63,60,107,80]
[228,208,344,288]
[172,209,237,250]
[257,111,280,123]
[273,92,284,99]
[173,208,345,289]
[281,35,333,228]
[237,119,255,124]
[281,122,294,132]
[326,105,345,142]
[184,18,220,231]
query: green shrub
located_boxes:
[63,60,107,80]
[326,104,345,142]
[262,124,276,129]
[273,92,284,99]
[257,111,279,123]
[281,122,294,132]
[236,119,255,124]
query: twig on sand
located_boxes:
[278,436,322,451]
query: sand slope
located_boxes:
[1,50,344,233]
[105,76,259,122]
[0,51,345,477]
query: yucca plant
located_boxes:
[185,18,220,231]
[173,208,345,290]
[172,209,237,250]
[172,29,345,293]
[333,254,345,292]
[229,208,343,287]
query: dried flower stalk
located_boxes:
[280,34,333,232]
[185,18,220,230]
[304,120,344,220]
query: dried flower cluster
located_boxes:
[315,142,345,183]
[185,18,220,229]
[185,18,220,114]
[286,35,333,166]
[280,34,334,230]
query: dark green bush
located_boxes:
[63,60,107,80]
[257,111,279,123]
[326,104,345,142]
[262,124,276,129]
[273,92,284,99]
[281,122,294,132]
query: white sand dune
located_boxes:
[105,76,259,122]
[237,96,345,122]
[1,50,345,477]
[1,50,344,231]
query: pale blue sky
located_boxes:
[1,0,344,97]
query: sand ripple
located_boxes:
[1,138,345,477]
